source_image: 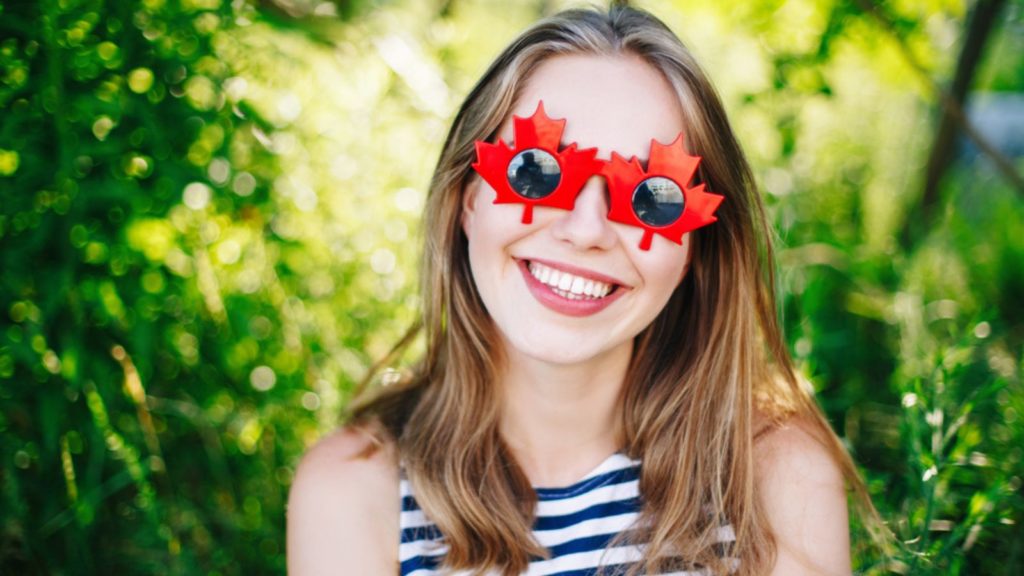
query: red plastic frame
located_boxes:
[472,102,603,225]
[471,101,725,250]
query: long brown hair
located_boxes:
[352,5,878,575]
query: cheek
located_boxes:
[634,238,691,300]
[465,185,540,249]
[674,237,693,284]
[462,188,531,289]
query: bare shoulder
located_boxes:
[754,417,851,576]
[287,425,399,576]
[754,417,845,489]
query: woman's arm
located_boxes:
[755,420,852,576]
[287,427,399,575]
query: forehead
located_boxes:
[500,53,687,161]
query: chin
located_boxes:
[502,330,619,367]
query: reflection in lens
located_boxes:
[507,148,561,199]
[632,177,684,226]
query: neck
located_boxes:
[497,338,632,487]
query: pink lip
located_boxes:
[516,259,629,317]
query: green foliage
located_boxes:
[1,0,1021,574]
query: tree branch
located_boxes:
[854,0,1022,246]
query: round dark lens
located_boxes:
[632,177,685,226]
[507,148,561,199]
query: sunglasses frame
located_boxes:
[471,101,725,251]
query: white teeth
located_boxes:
[526,261,615,301]
[557,273,572,291]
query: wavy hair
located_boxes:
[352,5,878,575]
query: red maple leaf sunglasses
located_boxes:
[471,102,725,251]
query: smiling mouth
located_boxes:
[525,260,621,301]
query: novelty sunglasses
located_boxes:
[471,102,725,251]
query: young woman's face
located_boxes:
[462,53,692,367]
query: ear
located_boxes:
[461,178,481,238]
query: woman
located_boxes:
[288,5,871,575]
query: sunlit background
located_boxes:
[1,0,1022,573]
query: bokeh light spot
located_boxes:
[125,154,153,178]
[301,392,320,411]
[42,350,62,374]
[127,67,155,94]
[91,116,115,141]
[0,149,19,176]
[974,322,991,339]
[250,365,276,392]
[184,75,217,111]
[183,182,212,210]
[216,239,241,264]
[97,41,118,61]
[370,248,396,275]
[276,92,301,124]
[141,270,165,293]
[394,187,422,212]
[232,172,256,197]
[208,157,230,185]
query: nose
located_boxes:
[549,175,617,250]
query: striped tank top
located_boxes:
[399,453,737,575]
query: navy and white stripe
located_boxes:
[399,453,736,575]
